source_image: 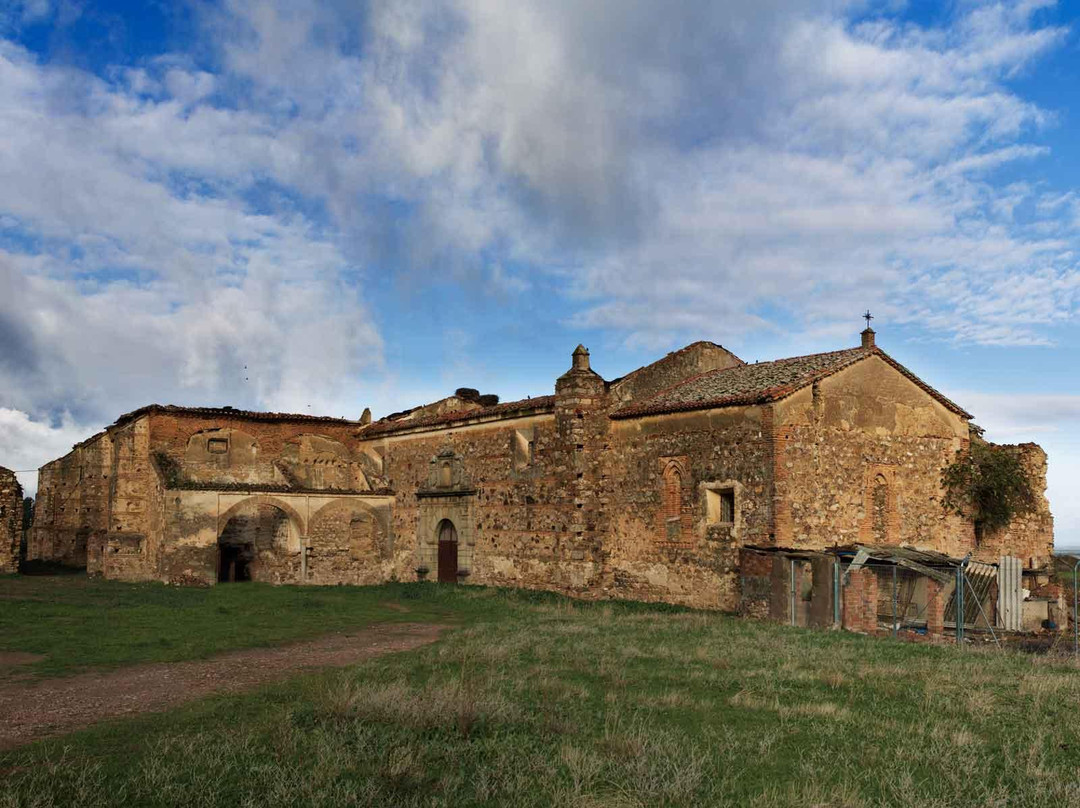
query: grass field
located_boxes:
[4,577,1080,806]
[0,574,473,678]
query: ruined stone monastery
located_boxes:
[25,329,1053,611]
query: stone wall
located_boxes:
[609,342,742,405]
[738,548,772,617]
[25,343,1054,609]
[771,355,973,555]
[973,443,1054,568]
[305,499,395,586]
[605,404,773,610]
[0,466,22,573]
[362,412,578,592]
[148,412,375,491]
[31,409,394,584]
[159,490,394,586]
[29,431,114,567]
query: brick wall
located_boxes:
[738,548,773,617]
[842,567,879,634]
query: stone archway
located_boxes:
[216,501,300,584]
[437,519,458,583]
[306,499,389,585]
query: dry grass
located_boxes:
[4,582,1080,806]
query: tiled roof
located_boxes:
[612,347,971,419]
[363,395,556,436]
[607,341,740,387]
[113,404,360,428]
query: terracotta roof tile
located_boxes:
[364,395,556,436]
[114,404,359,427]
[612,347,971,419]
[607,340,741,387]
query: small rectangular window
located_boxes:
[706,487,736,525]
[207,438,229,454]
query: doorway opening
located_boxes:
[437,519,458,583]
[216,502,293,583]
[218,543,252,582]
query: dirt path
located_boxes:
[0,623,445,750]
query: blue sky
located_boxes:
[1,0,1079,546]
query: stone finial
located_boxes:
[572,344,590,371]
[360,407,372,426]
[861,328,876,350]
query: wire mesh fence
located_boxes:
[743,548,1073,656]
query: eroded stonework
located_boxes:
[27,333,1054,609]
[0,466,21,573]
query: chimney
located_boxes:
[360,407,372,426]
[861,328,876,350]
[571,344,590,371]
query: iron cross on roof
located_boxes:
[863,310,874,329]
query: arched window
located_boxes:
[662,463,683,541]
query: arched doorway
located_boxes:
[217,503,295,583]
[437,519,458,583]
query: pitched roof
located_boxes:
[607,340,741,387]
[363,395,556,436]
[611,346,971,420]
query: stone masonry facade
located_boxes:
[0,466,22,573]
[26,331,1054,609]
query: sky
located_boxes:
[0,0,1079,546]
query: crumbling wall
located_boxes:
[972,443,1054,568]
[362,413,581,592]
[306,499,393,585]
[0,466,22,573]
[97,418,159,580]
[149,412,373,492]
[738,548,772,617]
[158,490,393,586]
[609,342,743,405]
[605,403,773,610]
[29,431,113,567]
[773,356,973,555]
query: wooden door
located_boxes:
[437,520,458,583]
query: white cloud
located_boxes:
[1,0,1079,506]
[952,390,1080,548]
[0,38,384,430]
[187,0,1079,349]
[0,408,92,497]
